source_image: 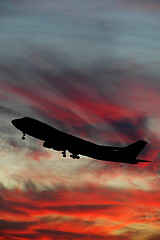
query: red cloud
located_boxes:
[2,83,140,126]
[3,80,159,166]
[0,183,160,240]
[25,149,52,161]
[1,79,160,240]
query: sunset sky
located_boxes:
[0,0,160,239]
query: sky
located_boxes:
[0,0,160,239]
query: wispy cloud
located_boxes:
[0,0,160,239]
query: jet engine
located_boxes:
[43,141,62,151]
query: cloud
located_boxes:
[0,184,160,240]
[36,229,109,240]
[0,1,160,239]
[1,69,159,169]
[109,116,147,142]
[147,234,160,240]
[0,219,33,231]
[0,106,18,116]
[1,57,159,169]
[117,0,160,11]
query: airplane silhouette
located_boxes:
[11,117,150,164]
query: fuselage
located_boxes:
[11,117,149,164]
[11,117,118,160]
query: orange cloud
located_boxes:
[0,182,160,240]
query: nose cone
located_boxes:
[11,119,20,128]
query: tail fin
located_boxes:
[124,140,147,159]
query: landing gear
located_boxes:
[62,150,66,157]
[70,154,80,159]
[22,133,25,140]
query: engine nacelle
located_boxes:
[43,141,52,149]
[43,141,61,151]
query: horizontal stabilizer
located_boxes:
[136,159,151,163]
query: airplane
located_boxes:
[11,117,151,164]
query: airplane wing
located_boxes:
[43,133,96,159]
